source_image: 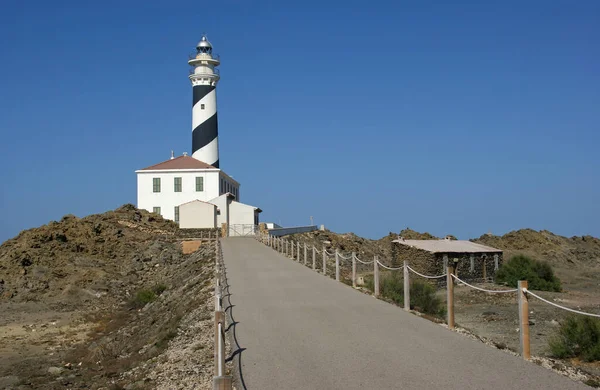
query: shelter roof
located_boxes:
[393,238,502,254]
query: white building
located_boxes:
[134,35,262,234]
[136,154,239,222]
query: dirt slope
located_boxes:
[0,205,216,389]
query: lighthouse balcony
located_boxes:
[189,68,220,76]
[188,55,220,67]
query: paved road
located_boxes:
[221,238,585,390]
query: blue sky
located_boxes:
[1,0,598,242]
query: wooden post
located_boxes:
[374,256,380,297]
[483,258,487,281]
[518,280,530,360]
[447,264,455,329]
[335,250,340,281]
[291,240,294,259]
[322,246,326,275]
[312,246,316,270]
[404,260,410,311]
[304,244,307,265]
[297,241,301,262]
[214,310,225,375]
[352,252,356,288]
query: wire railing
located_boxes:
[213,240,232,389]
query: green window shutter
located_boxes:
[174,206,180,223]
[174,177,182,192]
[153,178,161,193]
[196,177,204,192]
[153,207,161,215]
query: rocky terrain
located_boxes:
[0,205,217,389]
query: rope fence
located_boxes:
[376,260,404,271]
[407,265,446,279]
[354,255,374,265]
[257,232,600,362]
[451,274,517,293]
[525,289,600,318]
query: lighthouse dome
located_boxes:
[196,36,213,53]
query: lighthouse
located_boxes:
[188,35,220,168]
[135,34,263,234]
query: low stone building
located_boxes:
[391,237,503,282]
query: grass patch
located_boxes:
[130,284,168,309]
[549,316,600,362]
[495,255,561,292]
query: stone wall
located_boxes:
[175,228,220,239]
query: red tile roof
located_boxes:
[139,155,217,171]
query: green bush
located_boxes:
[365,272,445,318]
[549,316,600,362]
[131,284,167,308]
[380,272,404,305]
[495,255,561,292]
[410,280,446,318]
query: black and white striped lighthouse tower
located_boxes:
[188,36,220,168]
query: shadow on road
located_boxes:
[221,262,248,390]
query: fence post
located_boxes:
[374,256,380,298]
[447,264,455,329]
[518,280,530,360]
[291,240,294,259]
[312,246,316,270]
[322,246,326,275]
[335,250,340,281]
[297,241,301,262]
[352,252,356,288]
[404,260,410,312]
[213,306,232,389]
[304,244,307,265]
[214,310,225,375]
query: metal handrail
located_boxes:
[189,53,221,61]
[189,68,220,76]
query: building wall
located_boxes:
[229,201,259,226]
[137,169,220,220]
[218,172,240,200]
[179,201,217,229]
[209,194,232,227]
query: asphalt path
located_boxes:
[221,237,585,390]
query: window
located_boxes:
[196,177,204,192]
[153,207,161,215]
[153,178,161,193]
[174,206,180,223]
[201,103,205,109]
[174,177,182,192]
